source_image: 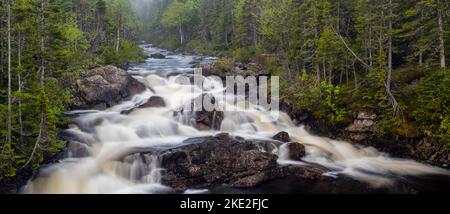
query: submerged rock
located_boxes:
[283,142,306,161]
[273,131,291,142]
[70,66,146,110]
[150,53,166,59]
[65,141,90,158]
[140,96,166,108]
[160,136,279,191]
[174,94,224,131]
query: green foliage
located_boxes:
[232,46,264,63]
[413,70,450,142]
[292,74,347,127]
[0,0,449,182]
[318,82,347,125]
[161,0,195,29]
[0,0,144,181]
[100,40,145,68]
[161,0,198,45]
[185,39,215,55]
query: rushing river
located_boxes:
[22,45,450,194]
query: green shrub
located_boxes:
[413,69,450,145]
[291,71,347,127]
[232,46,264,63]
[185,39,215,55]
[318,82,347,125]
[99,40,145,68]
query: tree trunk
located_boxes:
[18,31,23,138]
[352,59,358,89]
[323,58,327,83]
[419,8,424,65]
[316,63,321,84]
[437,0,446,69]
[40,0,45,88]
[116,20,121,52]
[314,1,320,85]
[179,25,184,45]
[39,0,47,148]
[329,62,332,84]
[7,0,12,146]
[386,0,399,117]
[0,22,4,86]
[337,0,341,32]
[369,25,373,67]
[387,2,393,94]
[225,0,233,48]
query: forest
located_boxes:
[0,0,144,180]
[141,0,449,148]
[0,0,449,187]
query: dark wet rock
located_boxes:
[150,53,166,59]
[273,132,291,142]
[193,110,224,131]
[120,96,167,115]
[70,66,146,110]
[174,94,224,131]
[413,139,449,165]
[159,137,284,190]
[214,132,231,140]
[118,134,439,193]
[122,136,282,191]
[140,96,166,108]
[283,143,306,161]
[65,141,90,158]
[119,135,378,193]
[0,170,34,194]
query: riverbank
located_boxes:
[199,58,449,167]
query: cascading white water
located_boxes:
[22,46,449,194]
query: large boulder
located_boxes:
[70,66,146,110]
[118,134,422,193]
[121,134,282,191]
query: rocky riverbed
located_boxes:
[11,46,450,194]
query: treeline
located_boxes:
[0,0,144,180]
[145,0,449,145]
